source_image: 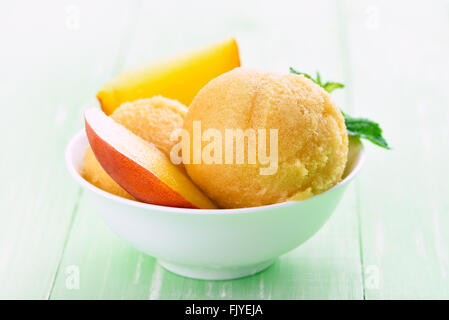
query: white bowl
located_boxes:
[65,130,364,280]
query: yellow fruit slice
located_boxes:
[81,146,135,200]
[97,38,241,115]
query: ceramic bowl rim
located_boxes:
[65,130,365,216]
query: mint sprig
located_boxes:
[289,67,344,93]
[289,67,390,149]
[341,112,390,149]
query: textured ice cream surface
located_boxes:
[111,96,187,155]
[183,67,348,208]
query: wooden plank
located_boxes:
[50,0,364,299]
[50,187,363,299]
[341,0,449,299]
[0,0,140,299]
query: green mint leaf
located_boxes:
[290,67,344,93]
[322,81,345,93]
[342,112,390,149]
[290,67,390,149]
[289,67,314,81]
[316,71,322,86]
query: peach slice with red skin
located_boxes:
[84,108,217,209]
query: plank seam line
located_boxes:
[46,187,83,300]
[110,0,143,76]
[356,180,366,300]
[336,0,355,114]
[46,1,143,299]
[335,0,366,299]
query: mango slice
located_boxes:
[97,38,240,115]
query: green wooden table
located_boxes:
[1,0,448,299]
